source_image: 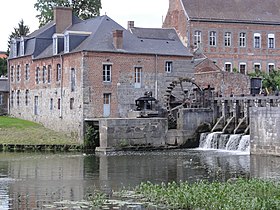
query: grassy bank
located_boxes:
[0,116,79,145]
[131,179,280,209]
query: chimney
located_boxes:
[127,21,135,30]
[54,7,73,33]
[113,30,123,49]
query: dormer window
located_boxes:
[20,37,25,56]
[53,36,58,55]
[64,33,70,53]
[52,33,64,55]
[11,39,17,58]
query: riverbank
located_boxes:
[0,116,80,150]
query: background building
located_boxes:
[163,0,280,74]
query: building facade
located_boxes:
[163,0,280,74]
[8,7,194,141]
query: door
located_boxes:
[103,93,111,117]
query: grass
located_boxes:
[132,179,280,209]
[0,116,79,145]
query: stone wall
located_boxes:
[96,118,168,152]
[167,108,213,147]
[250,107,280,156]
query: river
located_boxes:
[0,150,280,209]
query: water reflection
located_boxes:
[0,150,279,209]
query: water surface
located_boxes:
[0,150,279,209]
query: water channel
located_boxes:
[1,150,280,209]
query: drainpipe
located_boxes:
[60,54,63,118]
[155,54,158,100]
[7,59,10,115]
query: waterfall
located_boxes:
[199,133,250,152]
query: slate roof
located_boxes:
[182,0,280,24]
[29,15,192,59]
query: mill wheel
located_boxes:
[165,77,202,128]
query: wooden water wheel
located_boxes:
[164,77,203,128]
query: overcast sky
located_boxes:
[0,0,169,52]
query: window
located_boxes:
[56,64,61,81]
[0,93,3,105]
[194,30,202,46]
[224,32,231,47]
[64,33,69,53]
[134,67,142,88]
[71,68,76,92]
[25,90,29,106]
[25,64,30,81]
[53,36,58,55]
[47,65,51,83]
[50,98,53,110]
[254,63,261,72]
[20,38,24,56]
[209,31,216,46]
[42,66,47,83]
[58,98,61,110]
[103,64,112,82]
[239,63,246,74]
[254,33,261,48]
[16,65,20,82]
[10,66,14,82]
[34,96,39,115]
[268,63,275,73]
[35,67,40,84]
[16,90,20,106]
[165,61,173,73]
[11,91,14,107]
[70,98,74,110]
[239,32,246,47]
[224,62,232,72]
[268,34,275,49]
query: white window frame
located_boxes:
[268,63,275,73]
[42,66,47,83]
[20,37,25,56]
[70,68,76,92]
[25,90,29,106]
[254,33,261,48]
[224,62,232,72]
[134,67,142,88]
[64,32,70,53]
[209,31,216,46]
[224,32,231,47]
[268,34,275,49]
[165,61,173,73]
[47,65,51,83]
[254,63,261,72]
[35,67,40,84]
[25,64,30,81]
[52,34,63,55]
[239,32,246,47]
[239,62,247,74]
[11,39,17,58]
[194,30,202,46]
[103,64,112,83]
[56,64,61,81]
[16,65,20,82]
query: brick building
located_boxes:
[8,7,194,141]
[163,0,280,74]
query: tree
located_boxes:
[0,57,7,76]
[34,0,102,27]
[7,19,30,53]
[248,69,280,94]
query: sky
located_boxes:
[0,0,169,52]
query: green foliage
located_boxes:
[134,179,280,209]
[232,67,238,73]
[87,191,107,207]
[7,19,30,53]
[248,69,280,93]
[84,124,99,148]
[0,57,7,76]
[34,0,102,27]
